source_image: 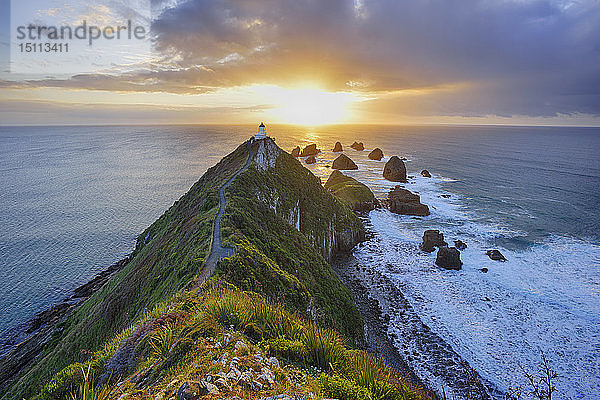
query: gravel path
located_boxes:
[198,140,254,284]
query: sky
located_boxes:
[1,0,599,126]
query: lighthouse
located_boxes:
[255,122,267,140]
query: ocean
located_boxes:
[1,124,599,397]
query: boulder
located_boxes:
[454,240,467,250]
[305,155,316,164]
[387,186,430,216]
[177,381,208,400]
[300,143,320,157]
[421,169,431,177]
[291,146,300,157]
[350,141,364,151]
[325,170,378,212]
[383,156,407,182]
[420,230,447,252]
[332,154,358,170]
[486,249,507,261]
[333,142,343,152]
[435,246,462,270]
[368,148,384,160]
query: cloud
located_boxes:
[3,0,600,118]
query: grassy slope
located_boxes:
[218,141,364,344]
[1,142,251,400]
[324,170,376,210]
[36,282,434,400]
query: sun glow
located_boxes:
[253,85,358,125]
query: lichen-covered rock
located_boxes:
[332,142,343,152]
[300,143,320,157]
[324,170,378,212]
[383,156,407,182]
[332,154,358,170]
[177,381,208,400]
[368,148,384,160]
[386,186,429,216]
[436,247,462,270]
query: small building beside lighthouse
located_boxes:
[255,122,267,140]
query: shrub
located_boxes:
[319,374,372,400]
[261,336,307,362]
[301,324,347,372]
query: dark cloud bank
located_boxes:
[7,0,600,118]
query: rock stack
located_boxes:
[383,156,407,182]
[300,144,320,157]
[386,186,429,216]
[368,148,384,160]
[350,141,365,151]
[332,154,358,170]
[420,230,447,252]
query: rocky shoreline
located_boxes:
[333,247,502,400]
[0,256,130,390]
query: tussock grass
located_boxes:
[38,281,434,400]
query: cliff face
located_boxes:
[219,138,364,342]
[239,138,364,261]
[2,138,365,399]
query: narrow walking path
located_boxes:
[198,140,254,284]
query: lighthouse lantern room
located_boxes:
[255,122,267,140]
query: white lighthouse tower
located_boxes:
[255,122,267,140]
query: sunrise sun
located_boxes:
[253,85,358,125]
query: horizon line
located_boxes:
[2,122,600,128]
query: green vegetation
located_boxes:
[219,140,364,343]
[4,138,433,400]
[35,282,434,400]
[324,170,377,212]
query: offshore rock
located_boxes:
[486,249,507,261]
[387,186,430,216]
[300,143,320,157]
[368,148,384,160]
[421,169,431,177]
[332,154,358,170]
[421,230,447,252]
[436,246,462,270]
[291,146,300,157]
[305,155,316,164]
[350,141,364,151]
[332,142,343,152]
[454,240,467,250]
[383,156,407,182]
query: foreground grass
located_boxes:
[39,280,435,400]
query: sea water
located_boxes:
[1,125,599,397]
